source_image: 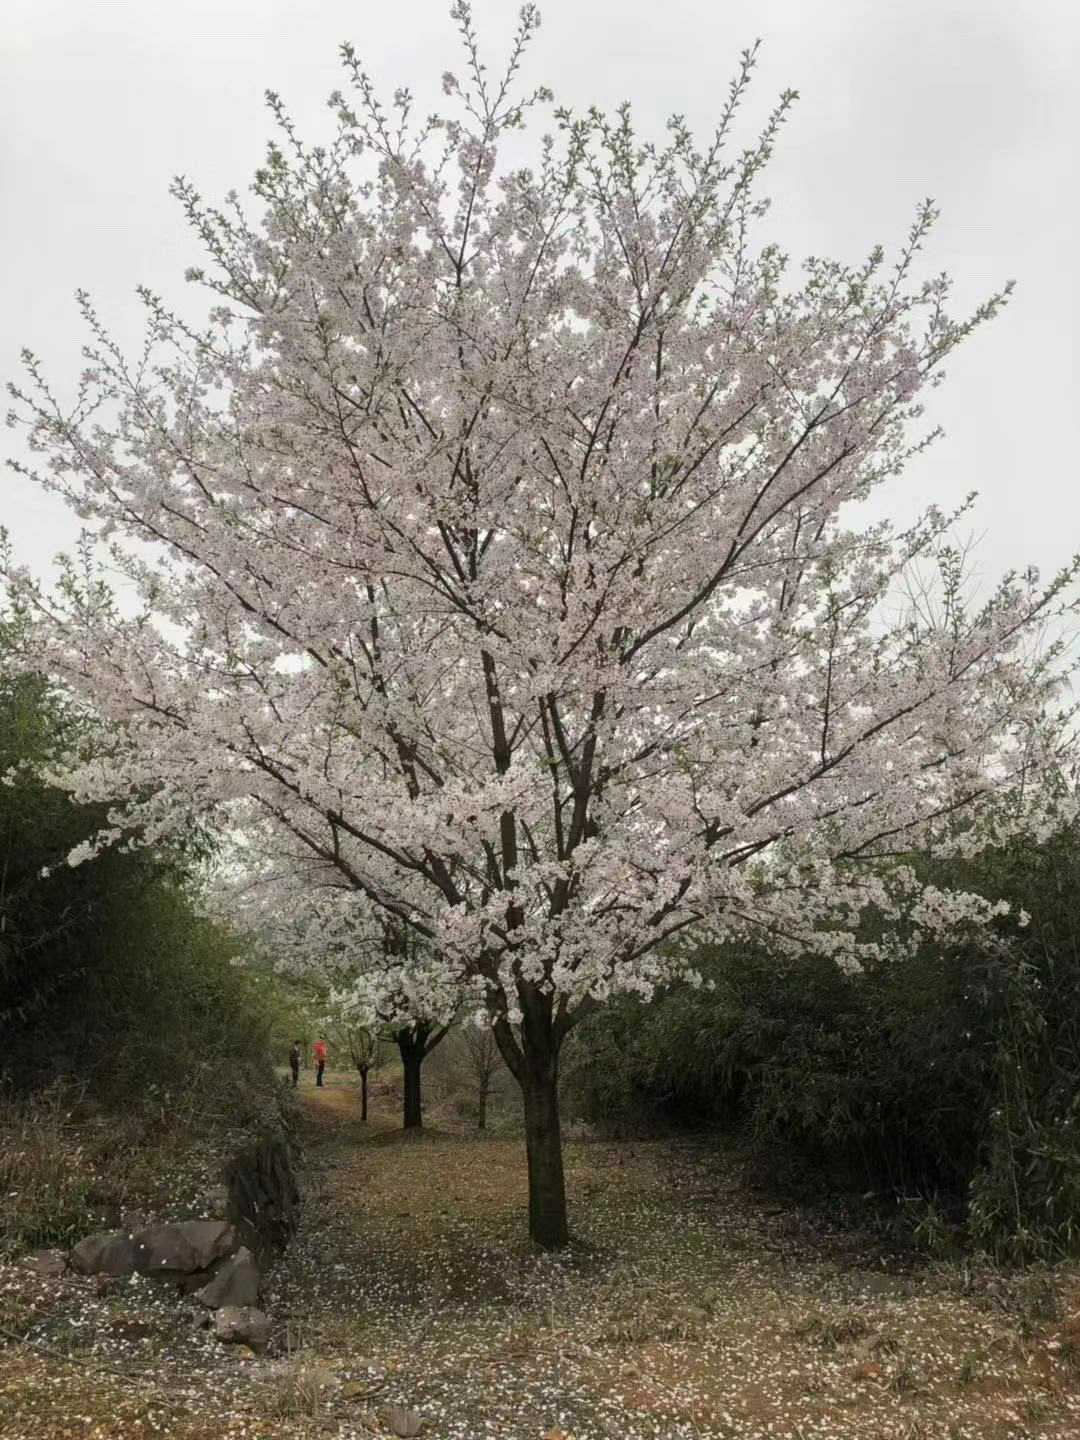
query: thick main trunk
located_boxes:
[477,1085,488,1131]
[493,988,572,1250]
[520,1054,569,1249]
[397,1032,425,1130]
[359,1066,369,1122]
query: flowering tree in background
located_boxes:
[357,925,456,1131]
[347,1023,378,1117]
[215,843,460,1130]
[329,1017,380,1121]
[4,4,1077,1246]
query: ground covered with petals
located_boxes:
[2,1074,1079,1439]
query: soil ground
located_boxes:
[2,1071,1080,1439]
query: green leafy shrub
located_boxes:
[0,656,292,1255]
[566,821,1080,1261]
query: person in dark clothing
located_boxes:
[313,1036,327,1087]
[288,1040,302,1087]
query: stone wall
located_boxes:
[223,1131,301,1264]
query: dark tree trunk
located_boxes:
[477,1084,488,1131]
[397,1028,427,1130]
[401,1048,423,1129]
[359,1065,369,1122]
[493,985,570,1250]
[521,1054,568,1248]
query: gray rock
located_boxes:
[212,1305,271,1351]
[193,1246,260,1308]
[133,1219,238,1275]
[19,1248,68,1278]
[69,1231,139,1277]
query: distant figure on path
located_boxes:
[314,1036,328,1087]
[288,1040,301,1088]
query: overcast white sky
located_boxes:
[2,0,1077,598]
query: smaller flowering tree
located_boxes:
[340,932,457,1131]
[322,1008,381,1120]
[213,839,461,1130]
[4,5,1078,1245]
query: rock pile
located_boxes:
[65,1218,272,1350]
[27,1136,299,1356]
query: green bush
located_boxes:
[1,657,286,1095]
[566,822,1080,1261]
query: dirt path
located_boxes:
[263,1079,1080,1439]
[3,1077,1080,1438]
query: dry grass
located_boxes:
[1,1070,1079,1438]
[0,1081,240,1263]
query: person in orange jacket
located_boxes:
[313,1036,328,1087]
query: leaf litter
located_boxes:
[1,1076,1079,1438]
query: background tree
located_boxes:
[320,999,384,1117]
[391,1020,451,1130]
[459,1023,507,1130]
[5,6,1077,1246]
[220,847,461,1130]
[342,1021,381,1122]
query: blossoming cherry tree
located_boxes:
[6,6,1077,1246]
